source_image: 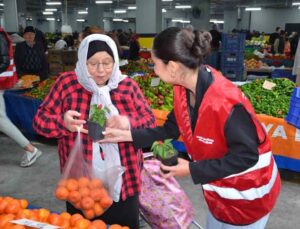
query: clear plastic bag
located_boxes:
[55,131,125,219]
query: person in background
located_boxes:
[100,27,281,229]
[14,26,48,81]
[270,27,281,53]
[35,28,47,51]
[128,33,140,61]
[273,30,285,54]
[289,32,299,57]
[292,38,300,86]
[33,34,156,228]
[0,27,42,167]
[207,24,221,69]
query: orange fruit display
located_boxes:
[55,177,113,219]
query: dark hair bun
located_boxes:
[153,27,212,69]
[191,30,212,59]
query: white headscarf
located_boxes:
[75,34,126,202]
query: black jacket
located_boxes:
[14,41,48,80]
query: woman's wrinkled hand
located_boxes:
[63,110,88,133]
[98,127,133,143]
[160,158,190,178]
[106,115,131,130]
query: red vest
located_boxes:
[0,28,18,90]
[173,66,281,225]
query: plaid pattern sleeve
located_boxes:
[111,77,157,199]
[33,71,93,171]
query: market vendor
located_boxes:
[14,26,48,81]
[101,27,281,229]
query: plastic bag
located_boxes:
[55,131,125,219]
[139,159,195,229]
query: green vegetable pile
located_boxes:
[120,60,151,76]
[23,77,57,100]
[134,74,173,111]
[239,78,295,118]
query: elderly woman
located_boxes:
[33,34,156,228]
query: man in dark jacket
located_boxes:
[14,26,48,81]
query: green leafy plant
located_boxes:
[89,104,109,127]
[151,139,177,159]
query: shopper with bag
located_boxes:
[33,34,156,228]
[0,27,42,167]
[101,27,281,229]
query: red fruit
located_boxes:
[97,104,103,109]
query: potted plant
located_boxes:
[151,139,178,173]
[87,104,109,141]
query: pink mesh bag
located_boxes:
[139,159,195,229]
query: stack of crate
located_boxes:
[221,33,246,81]
[48,50,64,76]
[61,50,77,72]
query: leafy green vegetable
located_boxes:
[239,78,295,118]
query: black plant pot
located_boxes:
[87,120,105,141]
[157,150,178,174]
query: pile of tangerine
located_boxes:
[55,177,113,219]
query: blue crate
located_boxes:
[221,66,245,81]
[292,87,300,99]
[285,114,300,129]
[221,51,244,68]
[285,88,300,129]
[222,33,246,52]
[271,69,296,82]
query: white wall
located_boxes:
[250,8,300,33]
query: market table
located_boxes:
[3,89,42,138]
[3,91,299,172]
[152,109,300,172]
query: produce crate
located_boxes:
[220,51,244,69]
[271,69,296,82]
[221,66,246,81]
[285,88,300,129]
[61,50,77,65]
[63,64,75,72]
[49,62,63,75]
[47,50,63,63]
[221,33,246,52]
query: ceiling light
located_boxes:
[172,19,182,22]
[175,5,192,9]
[45,8,57,11]
[245,7,262,11]
[46,2,62,6]
[113,18,123,21]
[172,19,191,24]
[95,1,113,4]
[114,10,126,13]
[298,6,300,9]
[162,0,173,2]
[0,3,4,6]
[210,19,224,24]
[123,19,129,22]
[128,6,137,10]
[292,2,300,6]
[43,12,54,15]
[46,18,55,21]
[162,8,167,13]
[78,11,88,14]
[76,19,85,22]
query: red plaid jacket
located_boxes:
[33,71,156,200]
